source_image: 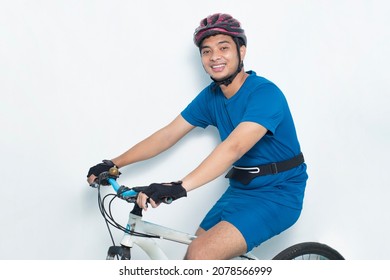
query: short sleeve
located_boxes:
[181,88,215,128]
[241,83,285,134]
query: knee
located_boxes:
[184,240,207,260]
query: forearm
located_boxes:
[181,121,268,192]
[111,129,173,168]
[181,140,241,191]
[111,115,194,168]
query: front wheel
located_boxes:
[272,242,345,260]
[106,245,131,260]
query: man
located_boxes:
[87,13,308,260]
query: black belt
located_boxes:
[225,153,304,185]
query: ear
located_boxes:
[239,45,247,61]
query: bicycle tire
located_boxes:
[106,245,131,260]
[272,242,345,260]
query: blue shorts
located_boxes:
[199,182,304,252]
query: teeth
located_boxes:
[212,64,225,68]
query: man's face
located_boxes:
[200,34,245,82]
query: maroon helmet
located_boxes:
[193,13,247,47]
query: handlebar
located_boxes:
[107,178,138,199]
[92,169,173,204]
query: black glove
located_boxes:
[133,181,187,204]
[87,160,120,185]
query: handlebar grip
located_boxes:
[163,197,173,204]
[90,182,99,188]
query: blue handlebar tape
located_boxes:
[107,178,137,197]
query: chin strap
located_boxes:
[211,61,243,88]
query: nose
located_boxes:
[210,50,222,62]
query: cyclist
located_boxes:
[87,13,308,260]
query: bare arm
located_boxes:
[87,114,193,185]
[181,121,267,191]
[136,120,267,210]
[112,114,194,168]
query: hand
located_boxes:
[136,192,159,210]
[87,160,119,185]
[134,181,187,210]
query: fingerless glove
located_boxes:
[133,181,187,204]
[87,160,119,185]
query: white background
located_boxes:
[0,0,389,260]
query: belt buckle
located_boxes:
[234,166,260,174]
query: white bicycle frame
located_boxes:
[101,177,344,260]
[102,177,258,260]
[118,211,259,260]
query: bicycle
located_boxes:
[91,167,345,260]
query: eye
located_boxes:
[220,45,229,51]
[201,49,210,56]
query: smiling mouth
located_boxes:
[211,64,226,71]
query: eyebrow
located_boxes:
[201,40,231,50]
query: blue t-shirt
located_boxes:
[181,71,307,193]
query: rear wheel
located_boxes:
[272,242,345,260]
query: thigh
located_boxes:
[186,221,247,260]
[226,198,302,251]
[200,188,302,252]
[194,227,206,236]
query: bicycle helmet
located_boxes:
[193,13,247,47]
[194,13,247,88]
